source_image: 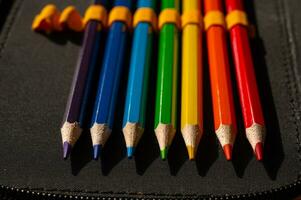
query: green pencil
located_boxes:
[154,0,180,160]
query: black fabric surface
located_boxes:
[0,0,300,199]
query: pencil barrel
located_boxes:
[154,24,178,128]
[181,25,202,130]
[123,23,153,128]
[229,26,264,128]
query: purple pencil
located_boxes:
[61,0,107,159]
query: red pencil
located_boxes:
[225,0,265,161]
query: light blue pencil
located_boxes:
[122,0,157,158]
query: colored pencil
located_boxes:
[61,0,107,159]
[91,0,132,160]
[154,0,180,160]
[204,0,237,160]
[122,0,157,158]
[181,0,203,160]
[225,0,265,161]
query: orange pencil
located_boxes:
[204,0,237,160]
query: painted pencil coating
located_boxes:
[78,26,102,128]
[181,0,203,160]
[91,22,127,127]
[94,0,107,5]
[183,0,200,11]
[162,0,180,10]
[114,0,132,8]
[204,0,237,160]
[154,0,179,160]
[62,22,100,124]
[123,24,153,129]
[137,0,157,9]
[225,0,265,160]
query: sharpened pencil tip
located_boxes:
[63,142,72,160]
[255,142,264,161]
[127,147,135,159]
[223,144,232,161]
[160,148,168,160]
[93,145,102,160]
[186,146,195,160]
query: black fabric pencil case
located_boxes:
[0,0,300,199]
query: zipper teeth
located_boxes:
[0,179,300,200]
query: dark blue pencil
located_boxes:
[90,0,132,160]
[61,0,107,159]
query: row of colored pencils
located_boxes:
[60,0,266,161]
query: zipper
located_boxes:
[0,179,300,199]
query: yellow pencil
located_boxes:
[181,0,203,160]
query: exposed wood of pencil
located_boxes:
[204,0,237,160]
[90,123,112,146]
[123,122,144,149]
[181,0,203,160]
[225,0,265,161]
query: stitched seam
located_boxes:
[1,180,300,199]
[277,0,301,179]
[0,186,211,199]
[0,0,24,59]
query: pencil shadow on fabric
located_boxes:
[70,130,93,175]
[100,37,132,175]
[38,31,83,46]
[228,44,253,177]
[100,87,128,176]
[245,1,284,180]
[196,35,219,176]
[135,36,160,175]
[168,32,189,176]
[167,132,187,176]
[0,0,14,32]
[70,33,107,175]
[231,104,253,178]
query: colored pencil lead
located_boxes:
[223,144,232,161]
[93,144,102,160]
[127,147,135,159]
[187,146,196,161]
[63,142,72,160]
[160,148,168,161]
[255,142,264,161]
